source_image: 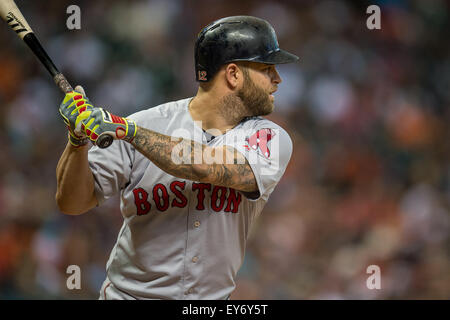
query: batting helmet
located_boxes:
[194,16,299,82]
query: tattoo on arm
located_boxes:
[131,126,258,192]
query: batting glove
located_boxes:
[59,85,94,147]
[81,107,137,145]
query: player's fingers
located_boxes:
[74,85,86,96]
[74,111,91,133]
[83,117,96,131]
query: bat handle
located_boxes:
[53,73,73,93]
[96,135,114,149]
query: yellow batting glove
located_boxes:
[59,85,94,147]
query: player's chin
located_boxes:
[257,102,274,116]
[268,94,275,109]
[267,96,275,111]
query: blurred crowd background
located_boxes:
[0,0,449,299]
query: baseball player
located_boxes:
[56,16,298,300]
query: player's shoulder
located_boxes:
[238,116,284,130]
[235,116,292,144]
[126,97,192,124]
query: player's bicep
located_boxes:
[200,145,258,193]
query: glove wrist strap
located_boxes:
[123,120,137,143]
[68,131,88,147]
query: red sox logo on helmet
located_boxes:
[243,128,276,159]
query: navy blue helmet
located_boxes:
[195,16,299,82]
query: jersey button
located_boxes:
[192,256,198,263]
[194,221,201,228]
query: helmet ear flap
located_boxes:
[195,40,221,82]
[195,32,210,82]
[195,21,220,82]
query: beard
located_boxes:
[218,71,274,124]
[237,72,274,117]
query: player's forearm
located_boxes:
[131,126,207,180]
[131,126,257,192]
[55,143,97,215]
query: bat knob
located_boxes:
[97,135,114,149]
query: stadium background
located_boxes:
[0,0,448,299]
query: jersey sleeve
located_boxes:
[88,140,134,205]
[222,121,293,201]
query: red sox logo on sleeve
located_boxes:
[243,128,276,159]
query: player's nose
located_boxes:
[272,67,282,85]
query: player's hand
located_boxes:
[59,85,94,147]
[81,107,137,145]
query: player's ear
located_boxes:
[224,63,241,89]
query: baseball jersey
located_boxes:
[88,97,293,300]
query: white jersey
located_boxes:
[88,97,293,300]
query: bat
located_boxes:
[0,0,113,149]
